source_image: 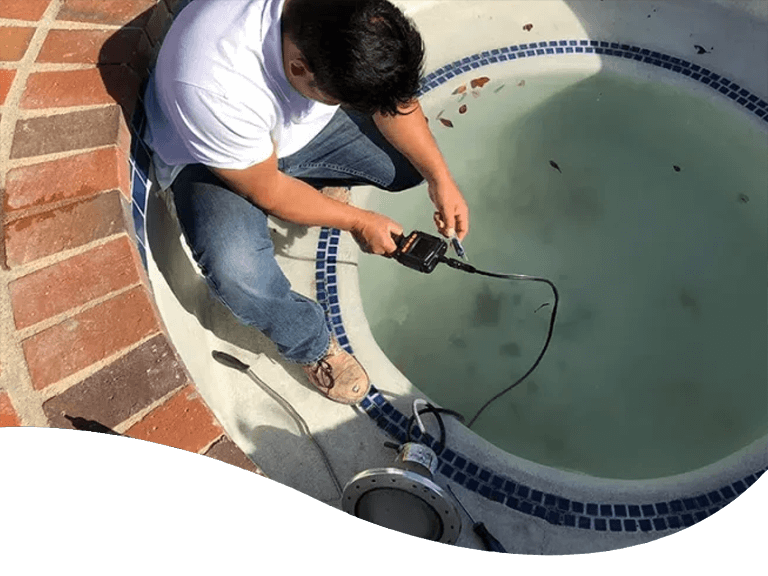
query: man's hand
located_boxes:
[351,210,403,256]
[429,176,469,241]
[373,101,470,242]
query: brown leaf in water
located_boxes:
[439,117,454,127]
[459,104,467,114]
[523,23,533,31]
[471,76,491,89]
[517,79,526,87]
[453,84,467,95]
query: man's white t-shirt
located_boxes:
[143,0,339,189]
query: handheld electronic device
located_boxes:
[392,230,448,273]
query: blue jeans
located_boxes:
[172,108,424,364]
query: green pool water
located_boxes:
[357,69,768,479]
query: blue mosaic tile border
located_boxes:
[128,79,152,272]
[315,41,767,531]
[417,39,768,122]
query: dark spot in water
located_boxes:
[472,284,502,326]
[738,194,749,203]
[549,160,562,173]
[449,334,468,348]
[556,306,595,340]
[679,288,700,318]
[459,104,467,114]
[523,23,533,31]
[499,342,521,357]
[673,165,681,172]
[439,117,454,128]
[694,45,710,54]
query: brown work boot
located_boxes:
[320,186,351,204]
[302,337,370,405]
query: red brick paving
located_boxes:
[5,147,126,211]
[4,190,126,267]
[9,236,141,329]
[0,391,21,427]
[1,0,265,478]
[22,286,160,390]
[125,385,223,453]
[0,27,36,62]
[0,0,52,21]
[0,68,15,105]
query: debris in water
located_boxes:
[458,92,467,103]
[673,165,681,172]
[549,160,562,173]
[470,76,491,88]
[453,84,467,95]
[523,23,533,31]
[534,303,551,313]
[439,117,454,128]
[459,104,467,114]
[738,194,750,203]
[493,84,506,93]
[517,79,526,87]
[471,89,481,98]
[694,45,710,54]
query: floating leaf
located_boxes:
[549,160,562,173]
[459,104,467,114]
[694,44,711,54]
[470,76,491,89]
[673,165,681,172]
[452,84,467,95]
[523,23,533,31]
[439,117,454,127]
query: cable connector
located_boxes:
[438,254,477,273]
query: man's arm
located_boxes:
[373,101,469,240]
[211,150,403,255]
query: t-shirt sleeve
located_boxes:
[165,81,276,170]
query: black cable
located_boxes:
[405,403,465,456]
[438,255,559,429]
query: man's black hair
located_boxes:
[282,0,426,116]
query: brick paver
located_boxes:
[36,28,151,71]
[0,0,52,21]
[22,285,159,390]
[9,236,141,329]
[0,391,21,427]
[205,436,267,476]
[4,190,126,267]
[0,69,15,105]
[125,385,223,453]
[57,0,157,27]
[42,334,187,429]
[0,27,36,62]
[5,147,126,211]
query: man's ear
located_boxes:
[289,56,311,78]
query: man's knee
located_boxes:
[387,165,425,192]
